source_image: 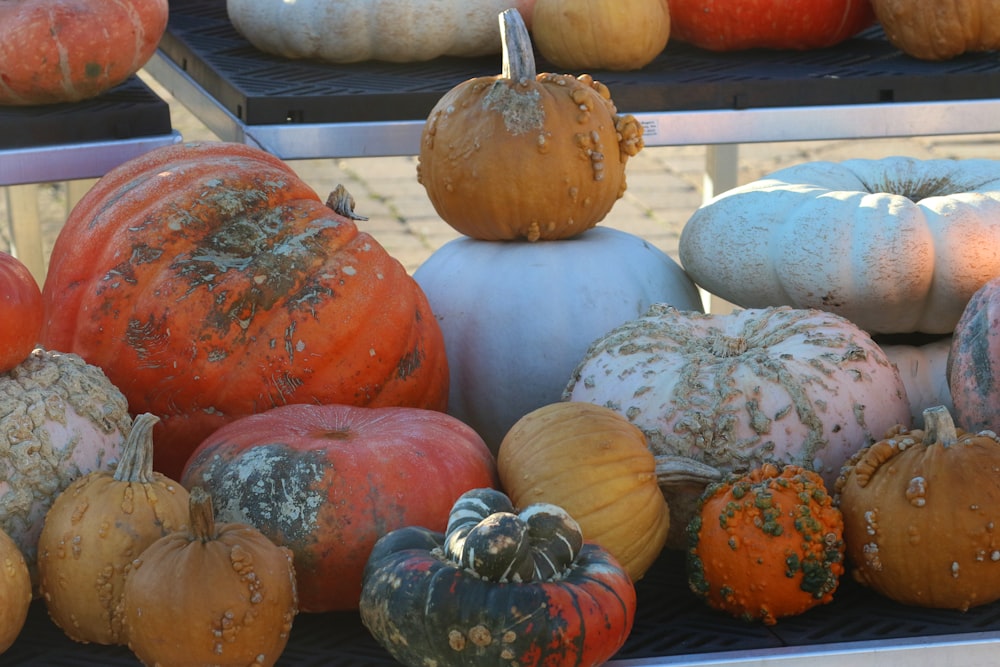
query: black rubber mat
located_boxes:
[159,0,1000,125]
[8,548,1000,665]
[0,76,173,150]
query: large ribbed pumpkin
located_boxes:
[40,141,449,480]
[0,0,168,105]
[872,0,1000,60]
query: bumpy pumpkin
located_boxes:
[121,487,297,667]
[417,9,644,242]
[360,488,636,667]
[0,528,31,654]
[948,277,1000,432]
[0,0,168,105]
[227,0,536,63]
[0,349,130,582]
[413,226,702,451]
[181,402,498,612]
[531,0,670,70]
[836,406,1000,610]
[564,304,911,548]
[37,413,190,645]
[0,252,42,372]
[668,0,875,51]
[688,463,845,625]
[498,401,670,581]
[679,157,1000,335]
[40,141,449,480]
[872,0,1000,60]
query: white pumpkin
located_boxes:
[413,226,703,452]
[564,304,912,546]
[879,335,953,428]
[227,0,535,64]
[678,157,1000,335]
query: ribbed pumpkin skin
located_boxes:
[40,141,449,479]
[181,403,499,612]
[0,0,168,105]
[948,277,1000,432]
[872,0,1000,60]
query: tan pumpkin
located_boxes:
[0,528,31,654]
[836,405,1000,610]
[531,0,670,71]
[497,402,670,581]
[37,413,190,645]
[872,0,1000,60]
[417,9,644,242]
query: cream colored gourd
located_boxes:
[564,304,912,547]
[227,0,536,63]
[678,157,1000,335]
[879,336,953,428]
[531,0,670,70]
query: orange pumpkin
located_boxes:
[0,0,168,105]
[0,251,42,372]
[687,463,845,624]
[39,141,449,479]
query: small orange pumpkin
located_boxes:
[687,463,845,625]
[0,527,31,654]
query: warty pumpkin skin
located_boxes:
[564,304,912,549]
[836,406,1000,610]
[687,463,845,625]
[0,528,31,654]
[417,9,644,242]
[0,252,42,373]
[180,402,499,612]
[679,157,1000,335]
[39,141,449,480]
[872,0,1000,60]
[360,488,636,667]
[0,0,168,105]
[948,277,1000,433]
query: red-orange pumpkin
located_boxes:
[0,251,42,372]
[668,0,875,51]
[180,403,499,612]
[0,0,168,106]
[40,141,449,480]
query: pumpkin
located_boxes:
[0,252,42,373]
[879,334,953,427]
[37,413,190,645]
[360,487,636,667]
[227,0,536,64]
[0,348,130,582]
[0,0,168,106]
[0,528,31,654]
[836,405,1000,610]
[120,487,296,665]
[667,0,875,51]
[564,304,912,548]
[530,0,670,71]
[687,463,845,624]
[948,277,1000,433]
[180,402,498,612]
[872,0,1000,60]
[413,226,703,451]
[678,157,1000,335]
[416,9,644,242]
[39,141,449,480]
[497,401,670,582]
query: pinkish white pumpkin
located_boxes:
[879,335,953,428]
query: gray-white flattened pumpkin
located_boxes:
[678,157,1000,335]
[564,304,912,547]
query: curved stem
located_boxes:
[654,455,724,488]
[113,412,160,484]
[499,9,535,84]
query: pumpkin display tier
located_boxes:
[360,487,636,667]
[414,226,703,452]
[678,157,1000,335]
[39,141,449,480]
[872,0,1000,60]
[227,0,536,64]
[416,9,645,242]
[0,0,168,106]
[564,304,912,548]
[836,405,1000,611]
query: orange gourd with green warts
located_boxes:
[687,463,845,625]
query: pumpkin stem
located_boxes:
[654,455,724,488]
[922,405,958,447]
[113,412,160,484]
[499,9,535,84]
[325,184,369,221]
[188,487,218,543]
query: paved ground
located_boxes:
[4,70,1000,279]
